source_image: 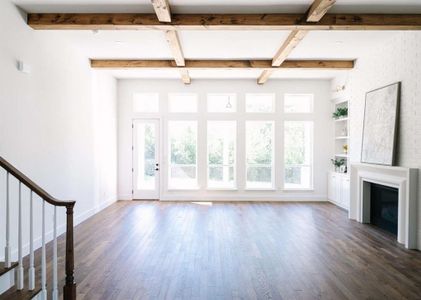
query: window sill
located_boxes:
[206,187,238,191]
[167,187,200,191]
[282,188,314,192]
[244,187,276,191]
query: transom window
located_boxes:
[207,93,236,113]
[284,94,313,113]
[246,93,275,113]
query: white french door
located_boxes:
[133,119,160,200]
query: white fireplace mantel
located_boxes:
[350,163,418,249]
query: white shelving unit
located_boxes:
[328,97,350,210]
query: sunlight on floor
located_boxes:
[191,201,213,206]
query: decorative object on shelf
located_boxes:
[343,144,348,154]
[332,107,348,119]
[361,82,400,166]
[331,158,345,172]
[339,165,347,173]
[340,126,347,137]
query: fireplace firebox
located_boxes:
[370,183,398,235]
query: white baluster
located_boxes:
[28,191,35,290]
[41,201,47,300]
[5,172,11,267]
[17,182,24,290]
[52,206,58,300]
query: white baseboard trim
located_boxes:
[74,196,117,225]
[0,196,117,262]
[418,229,421,251]
[118,194,133,200]
[159,194,328,202]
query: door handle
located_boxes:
[155,168,159,171]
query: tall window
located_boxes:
[207,121,236,189]
[284,121,313,189]
[168,121,198,189]
[246,121,274,189]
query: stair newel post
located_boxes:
[63,203,76,300]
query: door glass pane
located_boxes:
[136,122,156,190]
[168,121,198,189]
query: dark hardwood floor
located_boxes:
[26,201,421,299]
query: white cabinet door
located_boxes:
[328,173,336,201]
[340,177,350,209]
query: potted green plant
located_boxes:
[331,158,345,172]
[332,107,348,119]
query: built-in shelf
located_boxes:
[335,136,349,140]
[334,117,349,122]
[335,154,349,158]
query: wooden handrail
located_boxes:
[0,156,75,207]
[0,155,76,300]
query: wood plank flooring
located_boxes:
[24,201,421,299]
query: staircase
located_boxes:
[0,157,76,300]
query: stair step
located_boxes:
[0,287,42,300]
[0,262,19,277]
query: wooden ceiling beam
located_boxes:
[258,30,307,84]
[27,13,421,30]
[90,59,354,69]
[151,0,172,22]
[307,0,336,22]
[165,30,185,66]
[164,30,191,84]
[272,30,307,66]
[258,0,336,84]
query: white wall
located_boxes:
[118,79,333,201]
[0,1,118,260]
[339,32,421,249]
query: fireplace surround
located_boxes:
[350,163,418,249]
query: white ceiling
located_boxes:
[13,0,420,80]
